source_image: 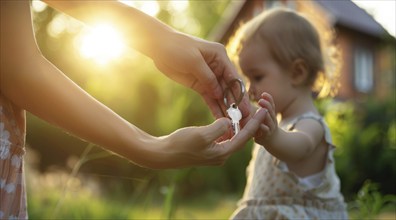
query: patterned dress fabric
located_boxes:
[0,95,27,219]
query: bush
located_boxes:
[319,96,396,199]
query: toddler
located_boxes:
[227,8,348,219]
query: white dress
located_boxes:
[230,112,348,219]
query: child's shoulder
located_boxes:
[288,112,333,146]
[287,112,331,141]
[286,112,325,130]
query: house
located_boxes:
[209,0,395,101]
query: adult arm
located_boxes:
[0,1,265,169]
[42,0,251,120]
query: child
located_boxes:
[0,1,267,218]
[227,8,348,219]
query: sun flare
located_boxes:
[76,24,126,65]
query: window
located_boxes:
[354,46,374,93]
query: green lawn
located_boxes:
[27,185,395,219]
[26,169,395,219]
[26,168,238,219]
[27,183,237,219]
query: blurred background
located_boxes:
[26,0,395,219]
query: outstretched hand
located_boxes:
[254,93,278,145]
[149,107,268,169]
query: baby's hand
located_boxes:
[254,93,278,145]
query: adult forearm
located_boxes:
[42,0,175,58]
[2,48,162,167]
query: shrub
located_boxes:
[318,96,396,199]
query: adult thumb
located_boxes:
[202,118,231,142]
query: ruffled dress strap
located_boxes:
[285,112,334,147]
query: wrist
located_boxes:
[261,127,281,148]
[126,16,177,59]
[115,123,167,169]
[147,30,186,61]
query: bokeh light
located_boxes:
[31,0,47,12]
[119,0,160,17]
[75,24,126,65]
[47,14,69,38]
[167,1,189,12]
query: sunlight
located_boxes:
[75,24,126,65]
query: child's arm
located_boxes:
[254,93,324,163]
[41,0,252,122]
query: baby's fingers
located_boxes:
[261,92,275,110]
[260,107,275,129]
[255,108,276,143]
[258,99,276,121]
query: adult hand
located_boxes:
[147,107,267,169]
[152,32,252,123]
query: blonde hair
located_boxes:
[227,8,340,98]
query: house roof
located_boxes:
[208,0,389,42]
[315,0,387,38]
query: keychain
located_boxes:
[223,79,245,135]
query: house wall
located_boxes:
[335,28,354,100]
[375,39,395,100]
[335,26,381,100]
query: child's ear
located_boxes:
[290,59,309,86]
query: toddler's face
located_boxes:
[238,41,294,113]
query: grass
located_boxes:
[27,176,236,219]
[26,171,395,220]
[26,157,237,219]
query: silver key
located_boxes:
[227,103,242,135]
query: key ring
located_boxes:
[223,78,245,107]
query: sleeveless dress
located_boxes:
[230,112,348,219]
[0,95,28,219]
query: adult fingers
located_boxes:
[191,51,223,99]
[239,93,253,126]
[202,94,226,119]
[218,77,252,121]
[200,117,231,142]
